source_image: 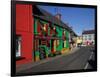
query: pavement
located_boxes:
[16,46,96,75]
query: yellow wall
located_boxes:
[76,37,82,44]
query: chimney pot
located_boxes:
[55,13,61,20]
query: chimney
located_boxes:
[55,13,61,20]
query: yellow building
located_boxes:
[76,36,82,46]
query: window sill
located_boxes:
[16,57,25,61]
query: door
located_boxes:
[39,40,46,60]
[51,39,57,53]
[39,47,46,60]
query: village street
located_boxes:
[16,46,95,75]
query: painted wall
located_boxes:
[34,17,70,59]
[16,4,34,65]
[56,26,63,51]
[65,30,69,48]
[82,34,94,44]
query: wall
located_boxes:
[56,26,63,51]
[82,34,94,44]
[65,30,69,48]
[16,4,34,65]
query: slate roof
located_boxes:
[32,5,77,36]
[82,30,95,34]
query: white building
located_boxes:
[82,30,95,45]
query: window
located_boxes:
[16,35,21,57]
[64,41,66,47]
[57,40,59,46]
[89,35,91,38]
[63,30,66,36]
[43,24,46,31]
[88,35,92,40]
[85,35,87,38]
[89,38,91,40]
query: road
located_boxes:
[16,46,95,75]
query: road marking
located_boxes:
[84,63,89,69]
[89,51,94,60]
[89,53,93,60]
[84,52,93,69]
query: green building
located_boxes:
[33,5,76,61]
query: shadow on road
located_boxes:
[88,60,96,69]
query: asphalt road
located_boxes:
[17,46,95,75]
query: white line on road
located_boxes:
[84,52,93,69]
[89,53,93,60]
[84,63,89,69]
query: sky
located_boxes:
[38,5,95,36]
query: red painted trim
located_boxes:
[37,21,41,33]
